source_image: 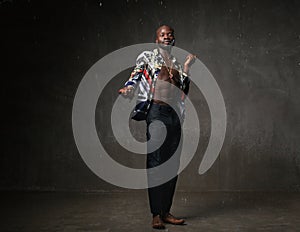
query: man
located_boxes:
[119,25,195,229]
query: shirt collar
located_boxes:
[153,48,178,66]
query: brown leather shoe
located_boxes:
[152,215,165,229]
[162,213,185,225]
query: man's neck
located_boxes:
[158,47,172,60]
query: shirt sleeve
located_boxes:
[181,72,190,96]
[124,52,148,88]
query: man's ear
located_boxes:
[155,39,158,43]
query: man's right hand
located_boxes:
[118,86,134,96]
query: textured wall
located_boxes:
[1,0,300,191]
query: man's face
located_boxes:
[155,26,175,48]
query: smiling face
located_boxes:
[155,25,175,48]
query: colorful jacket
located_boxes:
[124,48,190,118]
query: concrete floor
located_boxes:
[1,191,300,231]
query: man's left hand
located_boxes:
[184,54,196,73]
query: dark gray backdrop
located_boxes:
[1,0,300,192]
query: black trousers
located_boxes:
[146,103,182,217]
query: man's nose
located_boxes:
[164,35,170,39]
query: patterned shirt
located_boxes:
[124,48,190,118]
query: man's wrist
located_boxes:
[126,85,134,90]
[183,65,189,75]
